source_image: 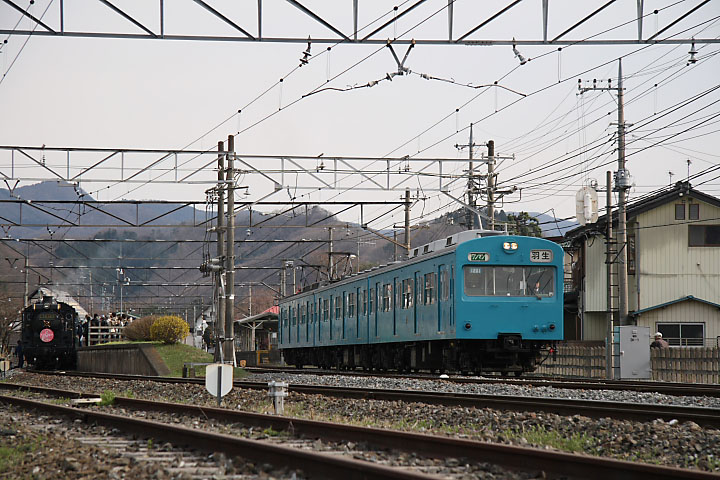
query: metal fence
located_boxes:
[87,326,125,346]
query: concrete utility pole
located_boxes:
[224,135,236,365]
[487,140,496,230]
[605,171,614,379]
[466,125,476,230]
[328,228,333,280]
[404,188,411,257]
[216,141,225,361]
[579,59,631,327]
[616,59,630,327]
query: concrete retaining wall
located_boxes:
[77,343,170,376]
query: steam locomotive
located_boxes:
[21,295,80,369]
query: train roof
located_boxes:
[286,230,549,300]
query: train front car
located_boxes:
[22,295,79,369]
[454,235,564,375]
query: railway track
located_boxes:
[1,382,715,480]
[243,366,720,398]
[31,370,720,428]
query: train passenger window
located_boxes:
[334,297,341,320]
[382,284,392,312]
[424,272,436,305]
[348,292,356,318]
[301,305,306,324]
[361,289,367,316]
[369,287,374,313]
[402,279,413,309]
[323,299,329,321]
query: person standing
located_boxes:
[14,340,24,369]
[650,332,669,348]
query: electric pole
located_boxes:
[579,59,631,327]
[224,135,236,365]
[216,141,225,361]
[487,140,496,230]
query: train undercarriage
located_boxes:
[282,338,555,376]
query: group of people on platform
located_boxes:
[77,312,134,347]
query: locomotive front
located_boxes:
[22,295,79,369]
[454,235,564,374]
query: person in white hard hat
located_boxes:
[650,332,669,348]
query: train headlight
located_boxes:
[502,242,518,252]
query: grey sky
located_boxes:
[1,0,718,231]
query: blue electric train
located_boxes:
[278,230,564,375]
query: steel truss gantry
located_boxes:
[1,0,716,45]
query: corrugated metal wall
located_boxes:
[635,301,720,343]
[636,199,720,309]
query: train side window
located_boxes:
[323,298,329,321]
[382,284,392,312]
[301,305,306,324]
[424,272,436,305]
[369,287,374,313]
[361,289,367,316]
[402,278,413,309]
[348,292,356,318]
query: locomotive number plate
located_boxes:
[39,328,55,343]
[530,249,553,262]
[468,252,490,262]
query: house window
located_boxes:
[689,203,700,220]
[675,204,685,220]
[656,323,705,346]
[689,225,720,246]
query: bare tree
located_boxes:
[0,299,23,356]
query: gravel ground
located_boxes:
[5,371,720,474]
[0,402,302,479]
[245,372,720,408]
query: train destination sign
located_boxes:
[468,252,490,262]
[39,328,55,343]
[530,250,553,262]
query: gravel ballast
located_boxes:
[5,371,720,474]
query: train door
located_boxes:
[356,287,361,339]
[450,265,455,328]
[374,282,381,337]
[305,301,310,343]
[414,271,420,335]
[342,291,346,340]
[329,295,334,340]
[393,277,398,336]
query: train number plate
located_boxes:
[468,252,490,262]
[39,328,55,343]
[530,249,553,262]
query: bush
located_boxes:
[150,315,189,344]
[123,315,157,341]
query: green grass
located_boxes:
[153,343,247,379]
[503,426,597,453]
[99,390,116,406]
[0,436,42,472]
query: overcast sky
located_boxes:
[1,0,718,233]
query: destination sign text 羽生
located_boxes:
[530,249,553,262]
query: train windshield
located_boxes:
[463,265,555,297]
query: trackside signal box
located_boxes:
[612,326,651,380]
